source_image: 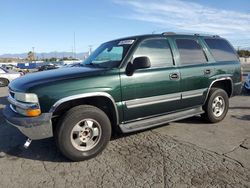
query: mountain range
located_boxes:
[0,52,89,59]
[1,47,250,59]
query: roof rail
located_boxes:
[162,32,176,35]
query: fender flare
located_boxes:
[204,77,233,104]
[49,92,119,124]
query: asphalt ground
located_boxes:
[0,86,249,188]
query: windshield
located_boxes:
[83,39,134,68]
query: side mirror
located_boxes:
[133,56,151,70]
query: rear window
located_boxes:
[204,39,238,61]
[176,39,207,65]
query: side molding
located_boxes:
[49,92,119,124]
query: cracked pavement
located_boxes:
[0,87,250,187]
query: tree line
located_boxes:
[237,50,250,57]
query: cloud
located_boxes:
[114,0,250,40]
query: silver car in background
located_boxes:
[0,67,22,87]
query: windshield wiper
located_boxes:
[84,62,100,68]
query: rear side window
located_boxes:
[134,38,173,67]
[204,39,238,61]
[176,39,207,65]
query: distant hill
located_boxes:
[0,52,89,59]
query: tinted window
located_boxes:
[176,39,207,65]
[204,39,238,61]
[134,39,173,67]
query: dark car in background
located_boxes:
[37,64,59,71]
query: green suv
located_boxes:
[3,33,242,161]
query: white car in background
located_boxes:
[244,73,250,91]
[0,67,22,87]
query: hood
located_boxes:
[9,67,107,92]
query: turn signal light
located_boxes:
[26,109,41,117]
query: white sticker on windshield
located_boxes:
[118,40,135,45]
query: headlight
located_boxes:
[14,92,39,103]
[9,91,41,117]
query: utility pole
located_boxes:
[32,47,35,61]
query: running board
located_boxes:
[119,107,204,133]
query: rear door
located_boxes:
[173,37,211,109]
[120,37,181,122]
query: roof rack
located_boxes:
[194,33,220,37]
[162,32,176,35]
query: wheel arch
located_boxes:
[0,77,9,86]
[204,77,233,104]
[50,92,119,131]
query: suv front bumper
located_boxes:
[3,105,53,140]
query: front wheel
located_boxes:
[202,88,229,123]
[55,105,112,161]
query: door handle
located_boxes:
[169,73,179,80]
[204,69,211,75]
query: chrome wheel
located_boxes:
[212,96,225,117]
[70,119,102,151]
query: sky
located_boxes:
[0,0,250,55]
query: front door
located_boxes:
[120,37,181,122]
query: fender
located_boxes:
[49,92,119,124]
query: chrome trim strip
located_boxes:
[8,95,39,110]
[125,93,181,109]
[234,82,242,86]
[182,88,207,99]
[10,104,17,113]
[125,88,207,109]
[50,92,119,124]
[204,77,233,104]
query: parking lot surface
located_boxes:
[0,87,249,188]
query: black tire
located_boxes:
[0,78,9,87]
[55,105,111,161]
[202,88,229,123]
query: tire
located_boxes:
[55,105,112,161]
[202,88,229,123]
[0,78,9,87]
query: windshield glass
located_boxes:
[83,39,134,68]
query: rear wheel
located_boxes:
[0,78,9,87]
[202,88,229,123]
[55,105,111,161]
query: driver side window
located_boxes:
[133,38,173,68]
